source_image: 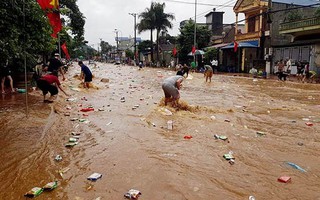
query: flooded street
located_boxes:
[0,62,320,200]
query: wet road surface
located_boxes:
[0,62,320,200]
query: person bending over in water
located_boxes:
[162,75,184,107]
[37,73,68,103]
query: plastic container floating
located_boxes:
[16,88,26,93]
[87,173,102,181]
[24,187,43,198]
[167,120,173,130]
[124,189,141,199]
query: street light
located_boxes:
[129,13,137,63]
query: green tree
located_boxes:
[100,41,112,56]
[204,48,218,64]
[125,49,134,59]
[137,2,156,63]
[0,0,85,73]
[177,20,211,64]
[0,1,55,72]
[153,3,175,63]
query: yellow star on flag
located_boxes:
[50,0,59,8]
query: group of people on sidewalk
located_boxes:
[275,59,317,83]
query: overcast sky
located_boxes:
[77,0,237,49]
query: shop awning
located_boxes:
[205,43,229,49]
[221,41,259,49]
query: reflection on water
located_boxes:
[0,64,320,200]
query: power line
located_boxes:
[161,0,233,7]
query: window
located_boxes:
[248,15,256,33]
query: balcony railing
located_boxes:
[279,17,320,31]
[235,31,261,41]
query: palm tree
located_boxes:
[137,2,156,63]
[153,3,175,63]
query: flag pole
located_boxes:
[58,33,61,56]
[23,0,29,118]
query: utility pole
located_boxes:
[99,38,102,59]
[129,13,137,64]
[114,29,119,54]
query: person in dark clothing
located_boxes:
[36,74,68,103]
[78,61,92,88]
[0,60,15,94]
[48,53,65,81]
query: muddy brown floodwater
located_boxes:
[0,62,320,200]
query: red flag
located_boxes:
[192,46,196,54]
[37,0,59,10]
[173,47,177,56]
[37,0,62,38]
[234,40,238,52]
[47,12,62,38]
[61,42,70,60]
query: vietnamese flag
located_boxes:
[234,40,238,52]
[192,46,196,54]
[173,47,177,56]
[37,0,59,10]
[37,0,62,38]
[61,42,70,60]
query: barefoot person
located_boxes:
[162,75,184,107]
[36,74,68,102]
[78,61,92,88]
[0,60,15,94]
[204,65,213,82]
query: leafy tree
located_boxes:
[100,41,112,56]
[0,0,85,73]
[137,2,156,62]
[153,3,175,62]
[204,48,218,64]
[0,1,55,72]
[125,49,134,59]
[177,19,211,64]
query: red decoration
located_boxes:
[61,42,70,59]
[173,47,177,56]
[192,46,196,54]
[234,40,238,53]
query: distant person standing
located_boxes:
[204,65,213,82]
[162,75,184,107]
[277,59,286,81]
[48,53,65,81]
[1,60,15,94]
[78,61,92,88]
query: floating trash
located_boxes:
[256,131,266,136]
[124,189,141,199]
[43,181,58,191]
[24,187,43,198]
[167,120,173,130]
[65,142,78,147]
[286,162,306,172]
[87,173,102,181]
[55,155,62,162]
[278,176,291,183]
